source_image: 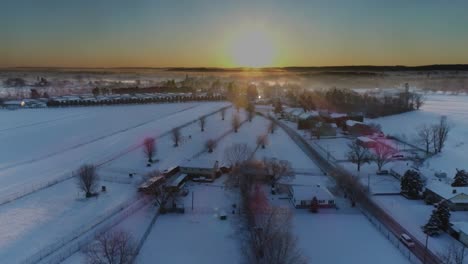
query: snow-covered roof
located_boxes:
[426,180,468,203]
[390,162,418,176]
[139,175,165,189]
[284,108,302,114]
[292,185,334,202]
[345,120,363,127]
[330,113,347,118]
[181,158,218,169]
[298,111,319,120]
[168,174,188,187]
[357,136,376,143]
[451,222,468,234]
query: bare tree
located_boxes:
[171,127,181,147]
[414,93,425,110]
[268,120,277,134]
[434,116,451,153]
[246,103,256,122]
[437,242,466,264]
[154,184,175,212]
[244,206,306,264]
[417,124,434,155]
[85,230,136,264]
[372,142,397,171]
[224,143,252,167]
[264,158,294,185]
[232,113,241,133]
[347,140,372,172]
[199,116,206,132]
[220,108,226,120]
[256,134,269,149]
[76,164,99,198]
[143,137,156,163]
[205,139,217,153]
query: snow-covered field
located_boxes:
[0,102,233,263]
[294,212,410,264]
[371,94,468,178]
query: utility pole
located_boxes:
[192,191,194,211]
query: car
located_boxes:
[376,170,389,175]
[400,233,415,248]
[392,154,405,159]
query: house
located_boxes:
[290,185,335,209]
[283,108,303,122]
[449,222,468,246]
[357,136,377,148]
[424,180,468,211]
[310,122,337,137]
[345,120,374,136]
[179,159,219,181]
[2,100,25,110]
[276,175,335,209]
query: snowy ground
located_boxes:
[137,181,240,264]
[0,102,228,202]
[371,94,468,179]
[0,102,233,263]
[375,195,468,256]
[294,212,410,264]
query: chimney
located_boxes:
[453,189,457,194]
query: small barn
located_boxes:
[138,175,165,195]
[345,120,374,136]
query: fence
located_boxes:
[22,196,151,264]
[360,209,423,264]
[0,172,74,206]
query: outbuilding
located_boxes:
[424,180,468,211]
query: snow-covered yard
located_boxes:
[294,212,410,264]
[136,182,240,264]
[371,94,468,179]
[375,195,468,256]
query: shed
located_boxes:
[425,180,468,211]
[291,185,335,209]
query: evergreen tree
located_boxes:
[401,170,423,199]
[452,169,468,187]
[435,201,451,231]
[310,196,319,213]
[273,100,283,114]
[422,210,442,236]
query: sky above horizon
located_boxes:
[1,0,468,68]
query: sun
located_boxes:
[229,29,276,68]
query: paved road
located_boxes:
[270,116,440,264]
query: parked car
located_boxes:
[392,154,405,159]
[400,233,415,248]
[376,170,389,175]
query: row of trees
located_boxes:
[288,87,424,118]
[222,142,305,264]
[47,94,226,107]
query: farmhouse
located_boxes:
[425,180,468,211]
[180,158,219,181]
[345,120,374,136]
[291,185,335,209]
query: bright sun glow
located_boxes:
[229,29,276,68]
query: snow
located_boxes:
[374,195,468,256]
[293,213,410,264]
[371,94,468,178]
[136,182,240,264]
[426,179,468,202]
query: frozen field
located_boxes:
[371,94,468,178]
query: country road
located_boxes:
[269,115,441,264]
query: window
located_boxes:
[328,200,334,204]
